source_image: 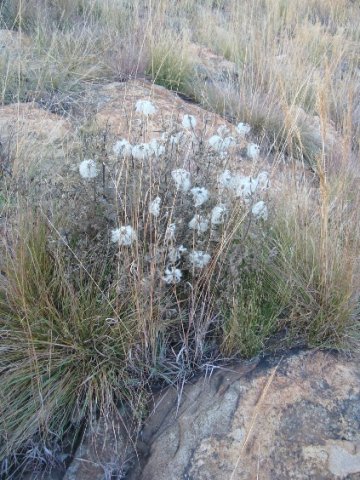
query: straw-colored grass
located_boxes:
[0,0,359,476]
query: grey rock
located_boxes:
[128,350,360,480]
[63,413,136,480]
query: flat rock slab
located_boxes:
[86,80,243,145]
[81,80,316,187]
[63,413,136,480]
[129,350,360,480]
[80,79,282,182]
[0,103,75,177]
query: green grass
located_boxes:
[221,266,288,358]
[147,33,195,95]
[0,217,145,474]
[221,175,360,357]
[266,208,357,348]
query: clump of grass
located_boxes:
[0,1,149,107]
[220,171,360,358]
[267,182,359,348]
[147,32,195,95]
[0,216,145,477]
[185,0,359,169]
[0,0,103,31]
[220,265,288,358]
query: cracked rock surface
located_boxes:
[128,350,360,480]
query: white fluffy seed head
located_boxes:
[257,171,270,189]
[211,204,227,225]
[232,175,258,199]
[217,124,230,137]
[167,245,188,263]
[208,135,224,151]
[208,135,235,153]
[218,170,258,199]
[189,250,211,268]
[247,143,260,159]
[236,122,251,136]
[162,267,182,284]
[182,114,197,129]
[188,214,209,233]
[171,169,191,192]
[79,159,99,179]
[222,136,236,149]
[218,170,233,189]
[132,143,152,160]
[149,139,165,157]
[164,131,183,147]
[165,223,176,241]
[113,139,132,157]
[111,226,137,246]
[135,99,156,115]
[191,187,209,207]
[252,201,268,220]
[149,196,161,217]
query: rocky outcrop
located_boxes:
[84,79,241,141]
[189,42,238,85]
[128,350,360,480]
[0,77,313,190]
[0,103,75,178]
[0,79,259,183]
[63,413,136,480]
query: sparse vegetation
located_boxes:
[147,32,194,95]
[0,0,359,477]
